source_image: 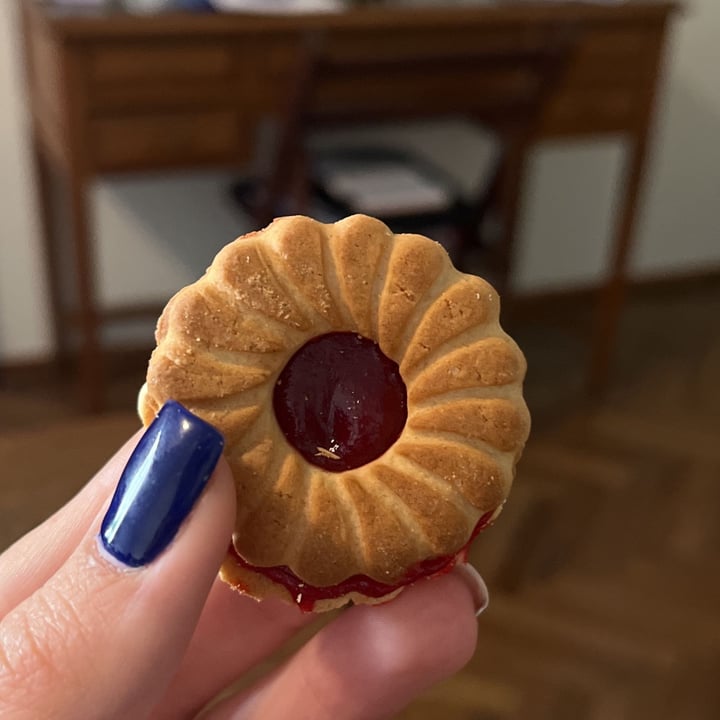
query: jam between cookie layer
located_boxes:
[228,509,496,611]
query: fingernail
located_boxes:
[454,563,490,616]
[100,401,224,567]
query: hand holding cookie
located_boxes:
[0,403,487,720]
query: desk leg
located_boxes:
[588,131,649,394]
[67,167,103,413]
[31,135,67,374]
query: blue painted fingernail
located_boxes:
[100,401,224,567]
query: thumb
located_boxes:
[0,401,235,720]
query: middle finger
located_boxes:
[150,577,316,720]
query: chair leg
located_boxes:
[456,158,503,273]
[289,149,311,216]
[493,131,531,313]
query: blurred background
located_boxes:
[1,0,719,718]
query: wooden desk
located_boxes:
[20,0,679,411]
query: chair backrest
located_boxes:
[290,27,574,129]
[257,25,574,224]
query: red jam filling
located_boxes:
[273,332,408,472]
[230,510,496,612]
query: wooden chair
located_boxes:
[233,29,572,299]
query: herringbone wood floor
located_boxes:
[1,281,719,718]
[406,283,720,720]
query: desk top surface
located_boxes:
[29,1,680,40]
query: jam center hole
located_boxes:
[272,332,407,472]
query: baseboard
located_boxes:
[2,266,719,381]
[0,356,58,386]
[511,266,720,322]
[0,345,152,389]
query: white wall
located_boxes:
[1,0,719,363]
[0,1,49,361]
[632,0,720,274]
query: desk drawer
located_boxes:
[540,88,638,136]
[568,27,662,85]
[88,43,233,83]
[540,24,664,136]
[90,111,245,171]
[85,42,237,112]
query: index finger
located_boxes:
[0,430,144,617]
